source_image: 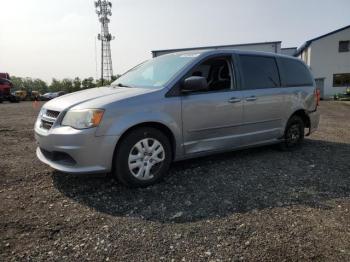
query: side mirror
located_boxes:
[182,76,208,93]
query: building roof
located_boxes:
[295,24,350,56]
[281,47,297,56]
[151,41,282,55]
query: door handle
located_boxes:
[246,96,257,101]
[228,97,241,103]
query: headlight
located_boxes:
[38,107,46,118]
[61,109,104,129]
[36,107,46,124]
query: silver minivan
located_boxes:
[35,50,320,187]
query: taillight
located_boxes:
[315,88,321,107]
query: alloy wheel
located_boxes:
[128,138,165,180]
[286,124,301,145]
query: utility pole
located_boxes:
[95,0,114,86]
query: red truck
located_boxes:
[0,73,19,103]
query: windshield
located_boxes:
[112,53,200,89]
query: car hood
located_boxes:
[43,86,154,111]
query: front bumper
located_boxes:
[35,123,119,174]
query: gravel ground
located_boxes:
[0,101,349,261]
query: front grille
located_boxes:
[45,110,60,119]
[40,109,60,130]
[41,119,54,130]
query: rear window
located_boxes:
[240,55,280,89]
[279,58,313,87]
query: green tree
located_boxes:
[73,77,81,92]
[95,75,120,87]
[33,79,48,94]
[81,77,96,89]
[49,78,63,92]
[111,74,120,81]
[10,76,48,94]
[21,78,35,92]
[61,79,74,93]
[95,78,103,87]
[10,76,24,90]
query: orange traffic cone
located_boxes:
[33,99,39,109]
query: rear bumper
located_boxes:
[307,110,320,136]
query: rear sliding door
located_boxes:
[237,54,286,146]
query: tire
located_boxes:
[9,96,19,103]
[113,127,172,187]
[280,115,305,150]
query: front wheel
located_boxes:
[280,115,305,150]
[114,127,172,187]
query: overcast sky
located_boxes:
[0,0,349,83]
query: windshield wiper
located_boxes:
[114,83,133,88]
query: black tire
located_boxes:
[9,96,19,103]
[113,127,172,187]
[280,115,305,150]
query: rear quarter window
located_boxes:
[279,58,313,87]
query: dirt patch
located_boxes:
[0,101,349,261]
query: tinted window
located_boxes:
[280,58,313,86]
[333,73,350,87]
[240,55,280,89]
[339,41,350,52]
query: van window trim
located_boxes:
[165,53,239,97]
[237,54,282,90]
[277,57,314,87]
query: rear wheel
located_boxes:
[280,115,305,150]
[114,127,172,187]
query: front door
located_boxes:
[181,56,244,154]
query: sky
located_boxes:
[0,0,349,83]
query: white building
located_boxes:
[281,47,297,56]
[152,41,287,58]
[296,25,350,98]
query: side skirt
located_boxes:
[174,139,281,162]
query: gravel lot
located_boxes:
[1,101,349,261]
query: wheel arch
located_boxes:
[112,121,177,171]
[289,109,311,128]
[284,109,312,137]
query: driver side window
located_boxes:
[186,56,234,92]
